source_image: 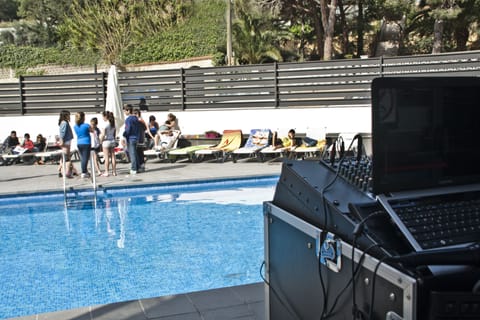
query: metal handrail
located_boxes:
[90,150,97,190]
[62,152,67,206]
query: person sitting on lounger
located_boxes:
[154,114,181,149]
[147,115,159,149]
[166,113,180,131]
[6,133,35,164]
[1,130,19,154]
[32,134,47,165]
[159,120,171,133]
[11,132,34,155]
[272,129,297,150]
[21,133,35,152]
[34,134,46,152]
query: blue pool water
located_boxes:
[0,176,278,319]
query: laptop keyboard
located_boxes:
[392,194,480,249]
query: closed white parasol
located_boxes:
[105,65,124,130]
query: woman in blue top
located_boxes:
[74,112,92,178]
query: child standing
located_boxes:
[90,117,102,175]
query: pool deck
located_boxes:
[1,156,283,320]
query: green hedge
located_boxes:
[0,45,100,69]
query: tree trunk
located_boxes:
[320,0,337,60]
[356,0,364,57]
[312,0,324,59]
[454,25,469,51]
[432,19,444,54]
[338,0,350,57]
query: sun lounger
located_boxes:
[144,130,181,161]
[32,135,63,164]
[1,152,24,165]
[168,144,215,162]
[260,128,294,161]
[260,145,290,161]
[292,128,327,160]
[194,129,243,162]
[34,149,63,163]
[231,128,271,162]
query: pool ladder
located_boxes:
[62,151,98,206]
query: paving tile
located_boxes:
[90,301,147,320]
[141,294,197,318]
[187,287,244,311]
[149,312,202,320]
[33,307,91,320]
[230,282,265,303]
[201,304,254,320]
[249,301,266,320]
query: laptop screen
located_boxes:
[371,77,480,194]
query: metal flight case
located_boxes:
[264,202,416,320]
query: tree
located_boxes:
[59,0,192,65]
[258,0,325,59]
[403,0,480,54]
[122,0,225,65]
[231,0,287,64]
[430,0,461,53]
[16,0,71,46]
[0,0,18,21]
[451,0,480,51]
[368,0,411,56]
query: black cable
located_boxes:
[260,261,302,320]
[320,134,361,225]
[351,210,385,319]
[318,252,329,320]
[368,256,390,320]
[317,134,363,320]
[323,243,382,319]
[259,260,269,285]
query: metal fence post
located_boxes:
[180,68,186,110]
[18,75,25,115]
[102,72,107,107]
[379,56,384,77]
[274,62,279,108]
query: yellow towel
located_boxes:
[211,130,243,151]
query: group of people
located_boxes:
[57,109,118,178]
[123,106,179,175]
[0,130,48,165]
[146,112,180,149]
[55,106,180,178]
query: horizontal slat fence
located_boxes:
[0,50,479,116]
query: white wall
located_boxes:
[0,106,371,142]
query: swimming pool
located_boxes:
[0,176,278,319]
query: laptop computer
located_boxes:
[370,77,480,252]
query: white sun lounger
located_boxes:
[231,128,271,163]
